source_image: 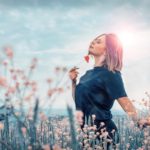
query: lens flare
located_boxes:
[118,32,134,47]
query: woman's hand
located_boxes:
[68,66,79,83]
[137,117,150,129]
[75,110,84,126]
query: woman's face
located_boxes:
[88,35,106,56]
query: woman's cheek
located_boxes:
[95,46,101,53]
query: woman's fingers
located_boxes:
[68,67,79,81]
[69,66,79,72]
[69,72,78,78]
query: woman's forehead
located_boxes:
[94,34,106,41]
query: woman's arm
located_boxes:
[71,80,76,101]
[68,66,79,101]
[117,97,150,127]
[117,97,138,122]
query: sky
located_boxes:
[0,0,150,112]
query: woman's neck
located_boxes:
[93,55,106,67]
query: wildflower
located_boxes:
[47,89,53,97]
[88,132,95,139]
[0,76,7,87]
[147,136,150,141]
[0,123,4,130]
[27,115,33,120]
[30,81,37,87]
[92,114,96,121]
[16,69,22,74]
[52,144,62,150]
[92,125,97,131]
[24,92,34,101]
[137,148,144,150]
[3,59,9,67]
[111,129,116,134]
[15,82,20,88]
[4,92,9,97]
[39,112,47,121]
[77,127,82,132]
[144,131,149,137]
[43,144,50,150]
[95,146,103,150]
[21,75,27,80]
[96,132,100,136]
[24,81,30,87]
[4,46,14,59]
[106,139,113,143]
[32,86,37,92]
[122,136,126,142]
[7,86,16,94]
[84,55,90,63]
[144,101,148,106]
[27,146,32,150]
[101,131,108,138]
[57,87,64,93]
[12,74,17,81]
[30,81,38,92]
[84,124,88,128]
[83,139,88,144]
[99,134,103,139]
[100,122,105,127]
[15,112,20,116]
[144,140,148,144]
[55,66,61,73]
[128,136,132,139]
[87,147,92,150]
[84,143,90,148]
[79,142,83,147]
[47,78,53,84]
[129,120,134,128]
[30,58,38,70]
[67,85,70,89]
[126,143,130,148]
[21,127,27,135]
[100,128,106,133]
[83,134,88,138]
[62,67,67,72]
[10,68,15,74]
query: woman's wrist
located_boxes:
[72,79,76,85]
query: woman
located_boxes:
[69,33,148,148]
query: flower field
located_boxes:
[0,47,150,150]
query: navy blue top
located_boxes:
[75,65,127,120]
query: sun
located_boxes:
[117,31,135,47]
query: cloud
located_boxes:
[0,0,150,109]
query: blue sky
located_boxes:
[0,0,150,111]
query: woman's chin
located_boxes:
[88,49,94,55]
[89,51,96,57]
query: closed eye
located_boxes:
[96,40,101,44]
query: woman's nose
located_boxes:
[91,41,95,46]
[92,40,96,45]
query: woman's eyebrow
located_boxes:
[95,38,102,41]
